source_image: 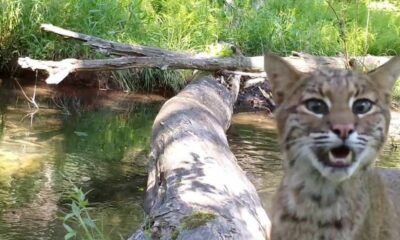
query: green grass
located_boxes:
[1,0,400,89]
[2,0,400,61]
[111,68,188,93]
[222,0,400,56]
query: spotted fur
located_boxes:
[265,55,400,240]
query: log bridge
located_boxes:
[129,75,271,239]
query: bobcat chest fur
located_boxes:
[264,55,400,240]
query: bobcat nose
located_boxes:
[331,123,354,139]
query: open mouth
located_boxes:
[319,145,354,168]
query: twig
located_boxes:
[220,70,266,78]
[14,78,39,109]
[16,73,40,126]
[243,78,266,88]
[326,1,350,68]
[364,8,370,55]
[21,108,39,126]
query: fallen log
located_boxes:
[18,24,395,85]
[17,56,263,84]
[38,24,389,72]
[18,53,394,85]
[129,75,270,240]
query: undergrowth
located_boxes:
[111,68,188,93]
[1,0,400,91]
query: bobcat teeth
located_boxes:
[328,151,352,165]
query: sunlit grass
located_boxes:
[1,0,400,88]
[2,0,400,61]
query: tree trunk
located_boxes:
[129,75,270,240]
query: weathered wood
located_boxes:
[17,56,263,84]
[18,24,395,85]
[220,70,267,78]
[129,75,270,240]
[40,24,190,57]
[37,24,394,72]
[18,54,394,85]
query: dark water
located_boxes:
[0,85,399,239]
[0,85,163,240]
[227,113,283,212]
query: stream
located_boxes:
[0,83,399,239]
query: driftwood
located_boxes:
[129,75,270,240]
[17,24,394,85]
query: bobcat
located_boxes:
[264,54,400,240]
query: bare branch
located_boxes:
[18,56,264,84]
[40,24,191,57]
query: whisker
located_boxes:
[357,137,368,143]
[312,136,330,140]
[314,143,332,147]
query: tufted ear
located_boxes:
[264,54,304,105]
[368,56,400,91]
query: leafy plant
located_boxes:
[63,186,109,240]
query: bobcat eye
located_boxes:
[304,99,329,115]
[352,99,373,114]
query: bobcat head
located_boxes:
[265,55,400,182]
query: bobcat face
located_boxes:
[276,69,389,182]
[265,55,400,182]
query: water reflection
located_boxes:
[228,113,283,213]
[0,85,163,240]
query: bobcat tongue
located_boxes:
[328,146,352,167]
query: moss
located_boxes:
[171,229,180,240]
[143,216,154,240]
[180,211,216,230]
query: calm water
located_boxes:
[0,84,399,239]
[0,84,163,239]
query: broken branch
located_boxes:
[40,23,191,57]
